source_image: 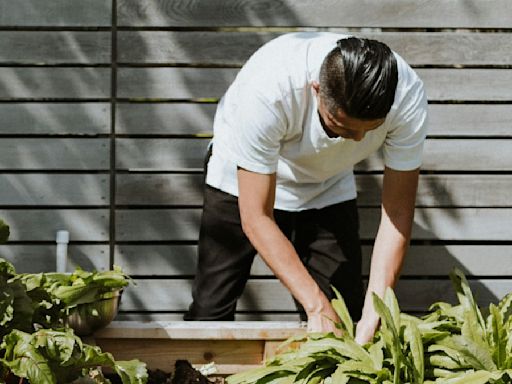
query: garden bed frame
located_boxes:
[93,321,306,376]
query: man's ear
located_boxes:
[311,81,320,95]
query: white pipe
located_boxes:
[56,230,69,273]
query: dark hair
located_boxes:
[319,37,398,120]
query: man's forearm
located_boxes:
[241,214,329,314]
[362,205,413,318]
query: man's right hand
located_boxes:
[306,298,342,336]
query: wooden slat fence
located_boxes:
[0,0,511,320]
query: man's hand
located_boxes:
[306,298,342,336]
[355,313,380,345]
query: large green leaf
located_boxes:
[403,320,424,384]
[0,330,56,384]
[114,359,149,384]
[437,335,496,371]
[372,292,403,384]
[331,286,354,338]
[450,269,485,332]
[488,303,507,369]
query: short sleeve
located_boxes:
[229,87,288,174]
[383,77,429,171]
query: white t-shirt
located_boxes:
[206,32,428,211]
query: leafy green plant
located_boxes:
[0,219,148,384]
[227,269,512,384]
[1,328,147,384]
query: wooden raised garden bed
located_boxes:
[93,321,306,377]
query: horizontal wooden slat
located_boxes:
[0,139,109,170]
[427,105,512,137]
[115,245,512,277]
[116,209,201,242]
[96,320,304,340]
[116,208,512,241]
[362,139,512,171]
[116,138,209,170]
[114,103,512,137]
[118,31,512,66]
[116,103,216,135]
[120,278,512,313]
[0,174,108,206]
[117,0,512,28]
[0,68,110,99]
[0,103,110,135]
[96,338,265,371]
[0,0,111,27]
[417,68,512,101]
[114,138,512,171]
[0,244,109,273]
[116,68,237,100]
[116,174,204,205]
[116,174,512,207]
[0,32,110,64]
[116,68,512,101]
[0,209,109,241]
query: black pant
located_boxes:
[184,185,364,322]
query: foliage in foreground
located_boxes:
[228,270,512,384]
[0,219,147,384]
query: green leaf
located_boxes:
[449,269,485,332]
[372,293,403,384]
[0,330,56,384]
[114,360,149,384]
[226,365,297,384]
[488,303,507,369]
[403,320,424,384]
[437,335,496,371]
[331,286,354,339]
[384,288,401,333]
[437,370,496,384]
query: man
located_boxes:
[184,32,428,344]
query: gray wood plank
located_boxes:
[357,175,512,207]
[427,105,512,137]
[117,0,512,28]
[360,208,512,241]
[116,174,204,206]
[116,209,201,242]
[115,138,512,172]
[0,174,109,206]
[0,32,110,64]
[120,278,512,313]
[0,244,109,273]
[360,140,512,172]
[117,68,237,100]
[0,68,110,99]
[0,209,109,241]
[116,103,216,135]
[0,0,111,27]
[0,103,110,135]
[115,208,512,242]
[118,31,512,66]
[116,138,209,171]
[0,139,109,170]
[115,244,512,277]
[418,69,512,101]
[114,103,512,137]
[116,174,512,207]
[116,68,512,102]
